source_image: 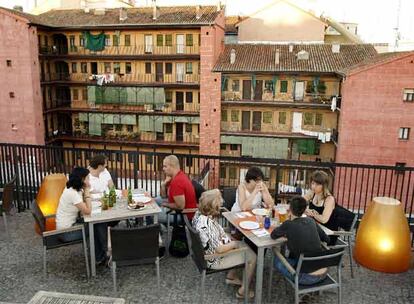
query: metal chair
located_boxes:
[30,200,90,278]
[183,216,249,304]
[269,248,345,304]
[110,224,160,293]
[0,176,16,237]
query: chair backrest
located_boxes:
[31,200,46,233]
[110,224,160,263]
[334,205,358,232]
[297,248,345,274]
[1,176,16,213]
[192,179,205,204]
[221,187,236,211]
[183,215,207,273]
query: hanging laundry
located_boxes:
[325,132,331,142]
[331,96,337,112]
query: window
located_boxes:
[395,162,406,174]
[44,36,48,46]
[221,109,228,122]
[145,62,152,74]
[165,91,173,103]
[82,88,87,100]
[280,80,288,93]
[81,62,88,73]
[165,34,172,46]
[127,125,133,132]
[230,144,238,151]
[124,34,131,46]
[186,34,193,46]
[79,35,85,47]
[156,132,164,141]
[399,127,410,140]
[156,34,163,46]
[231,110,239,122]
[6,60,12,67]
[71,62,77,73]
[232,79,240,92]
[69,35,75,47]
[9,92,15,98]
[304,113,314,125]
[315,113,323,126]
[229,167,237,179]
[279,112,286,124]
[403,89,414,102]
[113,62,121,74]
[165,62,173,74]
[113,35,119,46]
[220,144,226,150]
[198,33,201,46]
[220,167,226,179]
[125,62,132,74]
[186,62,193,74]
[263,112,273,124]
[115,124,122,132]
[186,91,193,103]
[165,124,173,133]
[186,124,192,133]
[105,35,111,46]
[265,80,274,92]
[104,62,111,73]
[72,89,79,101]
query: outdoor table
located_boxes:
[84,195,161,277]
[28,290,125,304]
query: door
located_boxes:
[294,81,305,101]
[176,92,184,111]
[242,111,251,131]
[145,35,153,53]
[156,62,163,82]
[176,123,184,142]
[176,34,184,54]
[252,111,262,131]
[176,63,185,82]
[242,80,252,100]
[90,62,98,75]
[254,80,263,100]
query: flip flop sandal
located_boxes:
[236,290,255,299]
[226,278,242,286]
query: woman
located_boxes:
[56,167,109,265]
[231,167,274,212]
[304,171,338,232]
[193,189,257,299]
[88,154,114,194]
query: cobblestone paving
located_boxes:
[0,212,413,304]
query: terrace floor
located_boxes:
[0,212,413,304]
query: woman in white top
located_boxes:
[231,167,274,212]
[88,154,114,194]
[193,189,257,299]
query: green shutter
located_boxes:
[84,31,105,51]
[272,76,278,97]
[88,113,103,136]
[156,34,163,46]
[120,114,136,125]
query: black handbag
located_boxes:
[168,212,189,258]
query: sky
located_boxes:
[2,0,414,44]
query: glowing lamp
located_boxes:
[35,174,67,233]
[354,197,411,273]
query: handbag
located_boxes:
[168,212,189,258]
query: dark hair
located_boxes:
[67,167,89,191]
[311,170,331,199]
[245,167,264,183]
[89,154,107,169]
[290,196,307,217]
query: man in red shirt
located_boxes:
[158,155,197,222]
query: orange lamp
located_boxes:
[35,173,67,233]
[354,197,411,273]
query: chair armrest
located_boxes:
[204,247,248,260]
[43,225,84,237]
[331,230,354,236]
[274,250,296,275]
[220,207,230,212]
[182,208,198,214]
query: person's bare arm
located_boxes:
[215,241,239,253]
[238,184,260,211]
[162,194,185,210]
[261,183,274,208]
[160,176,172,198]
[310,197,335,224]
[75,187,92,215]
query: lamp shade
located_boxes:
[354,197,411,273]
[36,173,67,232]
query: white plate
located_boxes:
[134,196,152,204]
[239,221,260,230]
[91,193,103,201]
[127,204,148,211]
[252,209,269,216]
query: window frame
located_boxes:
[231,110,240,122]
[399,127,410,140]
[263,111,273,124]
[125,62,132,74]
[145,62,152,74]
[280,80,288,93]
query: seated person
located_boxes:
[88,154,114,194]
[56,167,109,265]
[193,189,256,299]
[231,166,274,212]
[157,155,197,224]
[271,196,330,285]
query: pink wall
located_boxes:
[337,53,414,166]
[0,9,44,145]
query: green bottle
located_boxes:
[127,187,133,205]
[102,191,109,210]
[109,185,116,207]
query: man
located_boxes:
[158,155,197,223]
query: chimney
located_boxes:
[119,7,128,21]
[196,5,201,19]
[289,44,294,53]
[217,1,221,12]
[275,49,280,65]
[230,49,236,64]
[152,0,158,20]
[332,44,340,53]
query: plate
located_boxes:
[239,221,260,230]
[127,204,147,211]
[252,208,269,216]
[91,193,103,201]
[134,196,152,204]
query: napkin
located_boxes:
[252,229,270,238]
[235,211,252,218]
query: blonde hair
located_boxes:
[164,155,180,169]
[311,170,331,199]
[198,189,222,217]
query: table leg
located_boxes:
[154,214,158,224]
[255,247,265,304]
[89,222,96,277]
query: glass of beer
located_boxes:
[278,208,288,223]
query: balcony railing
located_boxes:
[39,44,200,56]
[41,73,200,84]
